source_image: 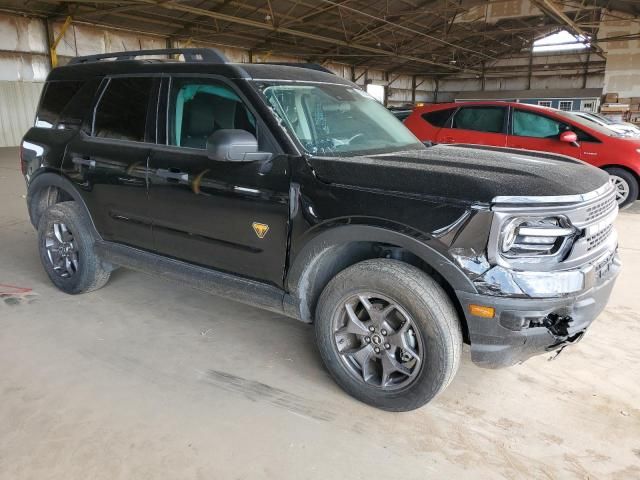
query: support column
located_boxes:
[527,35,534,90]
[384,71,389,107]
[411,75,417,105]
[583,49,591,89]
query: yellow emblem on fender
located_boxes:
[252,222,270,239]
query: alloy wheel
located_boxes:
[332,292,424,390]
[45,222,79,278]
[610,174,630,205]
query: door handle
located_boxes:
[156,168,188,182]
[443,137,455,143]
[72,156,96,168]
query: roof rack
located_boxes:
[256,62,335,74]
[67,48,228,65]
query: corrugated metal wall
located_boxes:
[0,81,43,147]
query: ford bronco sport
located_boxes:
[21,49,621,411]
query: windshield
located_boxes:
[591,112,615,124]
[573,113,603,126]
[256,81,424,156]
[554,110,622,137]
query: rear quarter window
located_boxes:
[36,80,99,129]
[421,108,456,127]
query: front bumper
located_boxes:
[456,254,621,368]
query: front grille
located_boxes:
[585,193,617,223]
[586,223,614,252]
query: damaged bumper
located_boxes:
[456,253,621,369]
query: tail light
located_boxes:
[19,143,27,175]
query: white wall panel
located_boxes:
[0,81,43,147]
[0,15,47,53]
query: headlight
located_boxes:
[636,148,640,154]
[500,217,576,257]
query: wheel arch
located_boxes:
[601,164,640,203]
[26,171,100,238]
[601,163,640,177]
[285,224,476,333]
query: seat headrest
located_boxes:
[185,96,216,137]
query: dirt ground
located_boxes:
[1,147,639,479]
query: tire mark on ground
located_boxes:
[201,369,336,422]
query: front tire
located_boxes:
[315,259,462,411]
[38,201,111,294]
[605,167,638,208]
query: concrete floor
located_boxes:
[0,147,639,480]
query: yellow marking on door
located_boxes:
[252,222,270,239]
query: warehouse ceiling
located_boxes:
[2,0,640,75]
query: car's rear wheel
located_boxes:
[315,259,462,411]
[38,201,112,294]
[605,167,638,208]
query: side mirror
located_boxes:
[559,130,579,146]
[206,129,272,162]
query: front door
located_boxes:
[62,76,159,250]
[435,105,508,146]
[147,76,290,286]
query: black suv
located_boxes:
[21,49,621,411]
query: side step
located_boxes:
[95,241,299,320]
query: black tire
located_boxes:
[604,167,638,209]
[37,201,111,294]
[315,259,462,412]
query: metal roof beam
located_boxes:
[137,0,479,72]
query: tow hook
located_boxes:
[542,313,573,340]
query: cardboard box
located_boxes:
[601,103,630,112]
[618,97,631,105]
[604,92,619,103]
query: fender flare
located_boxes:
[285,224,477,321]
[26,171,101,239]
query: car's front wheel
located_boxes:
[605,167,638,208]
[315,259,462,411]
[38,201,112,294]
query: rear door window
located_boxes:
[452,106,506,133]
[422,108,456,127]
[93,77,154,142]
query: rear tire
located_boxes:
[604,167,638,209]
[315,259,462,411]
[38,201,111,294]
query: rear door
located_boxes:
[507,108,583,160]
[146,76,290,286]
[62,76,160,250]
[435,105,508,146]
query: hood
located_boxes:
[308,144,609,205]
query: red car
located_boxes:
[404,101,640,207]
